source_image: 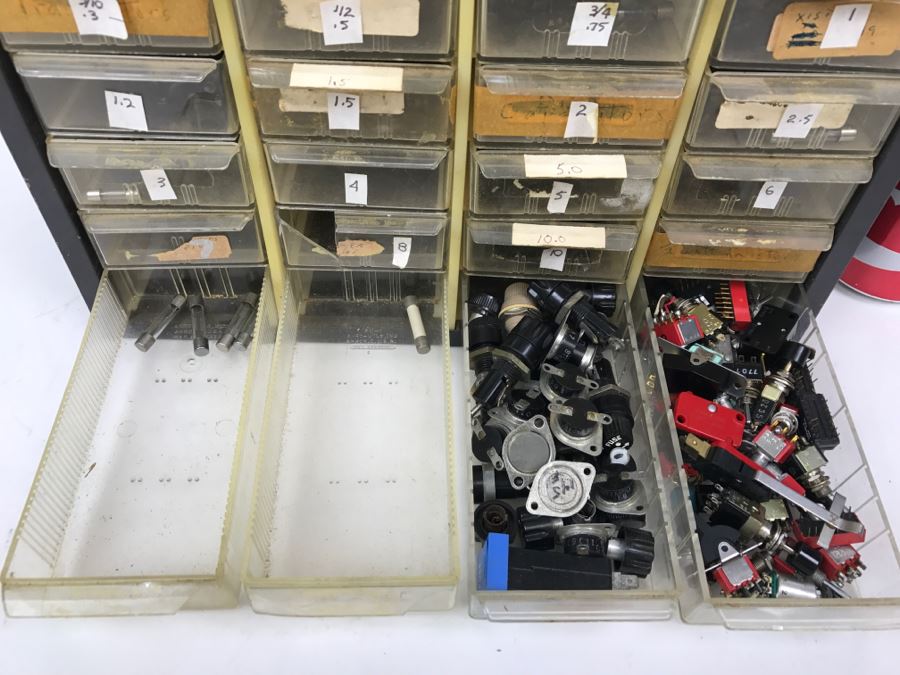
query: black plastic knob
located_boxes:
[474,501,516,542]
[617,527,655,578]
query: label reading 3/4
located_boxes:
[540,247,568,271]
[393,236,412,268]
[344,172,368,205]
[105,90,148,132]
[546,181,574,214]
[67,0,128,39]
[319,0,364,45]
[140,169,177,201]
[753,181,788,210]
[564,101,600,141]
[512,223,606,249]
[327,93,360,130]
[568,2,619,47]
[773,103,824,139]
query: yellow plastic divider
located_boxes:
[625,0,727,296]
[213,0,285,307]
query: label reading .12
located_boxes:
[320,0,364,46]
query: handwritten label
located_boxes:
[336,239,384,256]
[320,0,363,45]
[67,0,127,39]
[773,103,824,139]
[715,101,852,130]
[512,223,607,249]
[327,93,360,130]
[523,153,627,179]
[564,101,599,141]
[568,2,619,47]
[753,181,788,210]
[540,247,568,271]
[154,236,232,262]
[105,90,148,132]
[546,181,574,214]
[140,169,177,201]
[282,0,419,38]
[280,88,404,114]
[821,3,872,49]
[289,63,404,91]
[344,173,368,205]
[393,236,412,268]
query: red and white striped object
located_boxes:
[841,184,900,302]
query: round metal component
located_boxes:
[502,416,555,490]
[547,324,596,371]
[559,398,598,438]
[539,362,599,403]
[771,406,800,437]
[548,398,611,457]
[526,461,595,518]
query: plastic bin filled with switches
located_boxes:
[631,279,900,629]
[464,276,678,621]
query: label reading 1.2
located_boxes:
[564,101,599,141]
[344,173,368,205]
[773,103,824,139]
[327,93,360,130]
[67,0,128,39]
[567,2,619,47]
[540,248,568,272]
[820,3,872,49]
[393,237,412,269]
[140,169,177,202]
[320,0,364,45]
[753,181,788,210]
[105,90,148,132]
[512,223,606,249]
[546,181,574,214]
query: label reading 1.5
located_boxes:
[540,247,568,272]
[344,172,368,205]
[568,2,619,47]
[564,101,599,141]
[511,223,606,249]
[393,236,412,269]
[67,0,128,39]
[546,181,574,214]
[320,0,364,45]
[327,93,360,130]
[820,3,872,49]
[105,90,148,132]
[773,103,824,139]
[753,181,788,210]
[140,169,177,202]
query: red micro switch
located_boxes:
[654,315,704,347]
[729,281,752,330]
[818,546,863,582]
[753,425,797,464]
[673,392,746,452]
[712,556,760,595]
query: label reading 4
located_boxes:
[540,248,568,272]
[546,181,574,214]
[344,173,368,205]
[753,181,788,210]
[568,2,619,47]
[564,101,599,141]
[393,236,412,269]
[820,3,872,49]
[327,93,360,130]
[105,90,148,132]
[67,0,128,39]
[773,103,824,139]
[140,169,177,202]
[320,0,364,45]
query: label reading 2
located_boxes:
[320,0,364,45]
[564,101,599,141]
[344,173,368,205]
[67,0,128,39]
[105,91,148,132]
[568,2,619,47]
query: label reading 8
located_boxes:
[540,248,568,272]
[546,181,574,214]
[393,237,412,269]
[327,93,360,130]
[105,90,148,132]
[753,181,788,210]
[820,3,872,49]
[67,0,128,39]
[344,173,368,205]
[773,103,825,139]
[320,0,364,46]
[567,2,619,47]
[140,169,177,202]
[564,101,599,141]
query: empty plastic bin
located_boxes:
[248,58,454,143]
[243,269,457,615]
[478,0,704,63]
[13,52,237,137]
[2,266,276,616]
[48,138,253,208]
[470,148,662,217]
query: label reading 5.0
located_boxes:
[140,169,177,202]
[564,101,599,141]
[773,103,824,139]
[105,90,148,132]
[67,0,128,39]
[820,3,872,49]
[546,181,574,214]
[393,236,412,269]
[344,173,368,205]
[568,2,619,47]
[327,93,360,130]
[523,154,628,179]
[320,0,364,45]
[540,248,568,272]
[753,181,788,210]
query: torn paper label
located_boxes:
[336,239,385,257]
[279,88,405,114]
[716,101,853,130]
[281,0,420,37]
[154,236,232,262]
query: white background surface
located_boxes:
[1,133,899,673]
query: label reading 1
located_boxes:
[327,93,360,130]
[105,90,148,132]
[567,2,619,47]
[540,247,568,272]
[820,3,872,49]
[344,173,368,205]
[546,181,574,214]
[320,0,364,45]
[564,101,599,141]
[753,181,788,210]
[523,153,627,179]
[773,103,824,139]
[140,169,177,202]
[288,63,404,91]
[393,236,412,269]
[512,223,606,249]
[67,0,128,39]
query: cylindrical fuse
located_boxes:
[188,294,209,356]
[404,295,430,355]
[135,295,187,352]
[217,293,257,353]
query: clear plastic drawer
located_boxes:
[2,267,276,616]
[465,218,639,281]
[13,52,237,137]
[0,0,220,54]
[248,59,454,143]
[278,207,446,270]
[632,279,900,629]
[688,71,900,155]
[266,141,452,210]
[715,0,900,73]
[470,148,662,217]
[478,0,704,64]
[473,64,685,145]
[664,153,871,224]
[81,209,265,268]
[243,269,457,615]
[48,138,253,208]
[234,0,455,59]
